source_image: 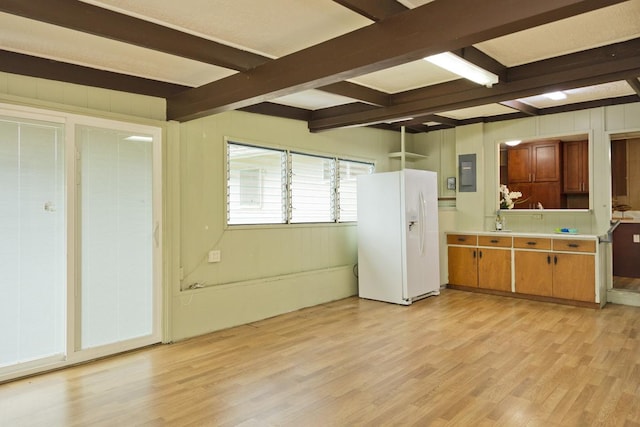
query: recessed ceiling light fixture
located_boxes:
[425,52,499,88]
[505,140,522,147]
[543,91,567,100]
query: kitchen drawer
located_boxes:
[478,235,512,248]
[447,234,477,246]
[513,237,552,250]
[553,238,596,253]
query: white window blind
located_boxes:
[226,140,373,225]
[227,143,286,224]
[0,118,65,368]
[78,126,154,349]
[338,160,374,222]
[290,153,335,223]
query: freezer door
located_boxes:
[403,170,440,300]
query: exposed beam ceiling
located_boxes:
[627,77,640,96]
[500,100,540,116]
[0,0,637,133]
[332,0,408,21]
[0,49,189,98]
[309,38,640,131]
[0,0,392,107]
[0,0,270,72]
[167,0,628,121]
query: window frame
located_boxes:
[225,139,374,226]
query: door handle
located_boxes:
[153,222,160,248]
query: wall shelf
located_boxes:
[388,151,428,161]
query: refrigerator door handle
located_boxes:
[418,191,426,255]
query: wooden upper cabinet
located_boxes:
[532,141,561,182]
[507,140,560,184]
[563,140,588,193]
[507,140,561,209]
[507,146,532,183]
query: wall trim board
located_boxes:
[170,265,357,341]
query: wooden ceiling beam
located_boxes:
[308,38,640,131]
[0,49,188,98]
[167,0,627,121]
[332,0,408,21]
[500,100,540,116]
[0,0,395,108]
[0,0,270,72]
[421,114,460,127]
[626,77,640,96]
[318,81,390,106]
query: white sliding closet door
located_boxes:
[78,126,158,350]
[0,117,65,368]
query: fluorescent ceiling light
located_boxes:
[125,135,153,142]
[386,117,414,124]
[425,52,499,88]
[543,91,567,100]
[505,140,522,147]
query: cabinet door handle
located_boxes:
[526,241,537,246]
[547,255,551,264]
[473,250,476,258]
[568,243,579,248]
[554,255,558,265]
[479,250,483,259]
[490,239,499,243]
[457,237,466,242]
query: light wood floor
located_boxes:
[2,289,640,426]
[614,276,640,292]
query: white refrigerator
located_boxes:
[357,169,440,305]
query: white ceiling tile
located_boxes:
[271,89,356,110]
[350,60,459,93]
[438,104,516,120]
[80,0,372,58]
[477,0,640,66]
[0,12,234,87]
[517,81,636,109]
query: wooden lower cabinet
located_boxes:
[514,250,595,302]
[552,253,595,302]
[448,246,511,291]
[478,248,511,292]
[448,246,477,287]
[514,251,553,296]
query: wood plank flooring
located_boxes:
[613,276,640,292]
[2,289,640,426]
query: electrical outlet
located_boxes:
[208,250,221,263]
[633,234,640,243]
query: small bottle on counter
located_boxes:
[495,213,503,231]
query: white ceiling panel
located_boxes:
[80,0,372,58]
[350,59,459,93]
[0,12,234,87]
[477,0,640,67]
[517,81,637,109]
[438,103,516,121]
[271,89,356,110]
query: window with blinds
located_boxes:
[227,141,373,225]
[337,159,374,222]
[290,153,335,223]
[227,143,287,224]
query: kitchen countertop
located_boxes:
[446,230,599,239]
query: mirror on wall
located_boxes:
[498,133,589,210]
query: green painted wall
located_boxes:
[168,111,404,340]
[4,72,640,337]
